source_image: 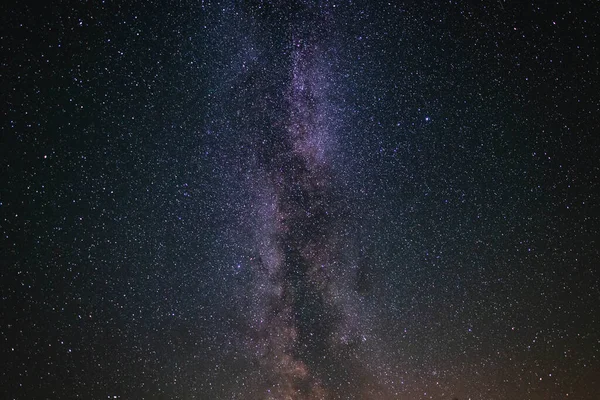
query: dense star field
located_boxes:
[2,1,599,399]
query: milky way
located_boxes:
[224,9,380,398]
[3,1,600,399]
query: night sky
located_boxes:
[2,1,599,399]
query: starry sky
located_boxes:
[2,1,599,399]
